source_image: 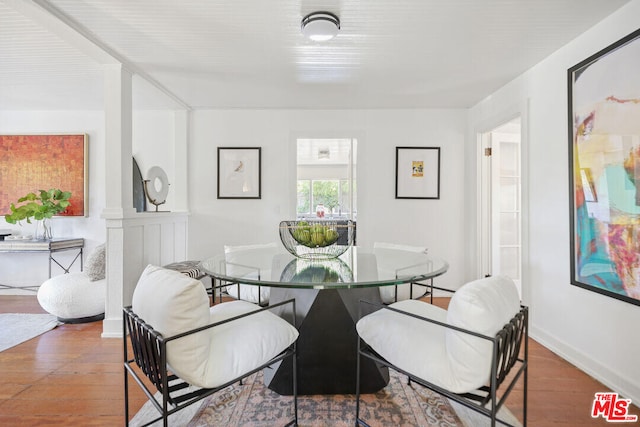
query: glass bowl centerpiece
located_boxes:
[279,220,355,259]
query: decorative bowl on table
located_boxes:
[279,220,355,259]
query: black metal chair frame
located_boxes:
[389,277,454,304]
[124,298,298,427]
[355,298,528,427]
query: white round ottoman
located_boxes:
[37,272,106,323]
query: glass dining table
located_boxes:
[199,246,449,395]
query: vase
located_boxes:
[35,219,53,240]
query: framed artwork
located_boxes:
[0,134,88,216]
[217,147,262,199]
[395,146,440,199]
[568,27,640,306]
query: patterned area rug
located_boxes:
[158,370,520,427]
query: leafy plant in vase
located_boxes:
[4,189,72,240]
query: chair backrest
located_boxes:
[131,265,210,387]
[374,242,429,302]
[224,242,280,280]
[373,242,427,253]
[373,242,428,272]
[445,275,521,392]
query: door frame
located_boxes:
[474,100,530,306]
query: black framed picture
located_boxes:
[568,27,640,306]
[217,147,261,199]
[395,146,440,199]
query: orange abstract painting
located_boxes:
[0,134,88,216]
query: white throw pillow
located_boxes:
[131,265,210,387]
[445,275,520,392]
[85,243,106,281]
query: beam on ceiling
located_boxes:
[4,0,191,110]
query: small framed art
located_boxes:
[217,147,262,199]
[395,146,440,199]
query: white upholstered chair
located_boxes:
[223,242,280,305]
[37,243,105,322]
[373,242,432,304]
[124,265,299,427]
[355,276,528,426]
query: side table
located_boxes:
[0,238,84,292]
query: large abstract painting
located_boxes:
[0,134,88,217]
[568,28,640,306]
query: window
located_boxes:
[296,138,357,220]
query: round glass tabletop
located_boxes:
[199,246,449,289]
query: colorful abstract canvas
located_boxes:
[0,134,88,216]
[568,28,640,305]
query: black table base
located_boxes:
[265,287,389,395]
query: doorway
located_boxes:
[295,138,357,221]
[480,118,522,296]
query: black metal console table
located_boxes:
[0,238,84,292]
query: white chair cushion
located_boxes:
[200,300,299,388]
[37,272,105,319]
[357,276,520,394]
[132,265,298,389]
[445,275,520,392]
[357,299,455,388]
[224,242,279,304]
[132,265,210,387]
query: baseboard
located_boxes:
[531,325,640,405]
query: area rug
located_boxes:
[0,313,60,352]
[131,370,521,427]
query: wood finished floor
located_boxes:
[0,295,634,426]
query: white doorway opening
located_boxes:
[480,117,522,296]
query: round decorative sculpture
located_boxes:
[279,220,355,259]
[143,166,170,211]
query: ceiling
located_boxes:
[0,0,632,111]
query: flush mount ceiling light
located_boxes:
[301,11,340,42]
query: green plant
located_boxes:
[4,189,72,224]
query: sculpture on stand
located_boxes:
[142,166,170,212]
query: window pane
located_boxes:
[500,212,519,246]
[296,138,357,220]
[500,177,520,211]
[312,180,339,214]
[500,247,520,280]
[297,180,310,214]
[339,180,350,214]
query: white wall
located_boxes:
[0,110,180,291]
[132,111,177,212]
[468,0,640,403]
[188,109,467,290]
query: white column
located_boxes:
[102,64,135,338]
[103,64,135,218]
